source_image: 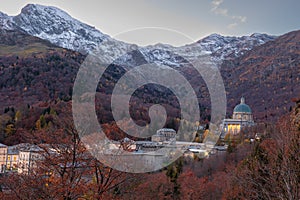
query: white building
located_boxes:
[151,128,176,142]
[6,145,19,171]
[0,143,7,173]
[18,145,43,174]
[221,97,255,137]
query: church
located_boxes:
[220,97,255,137]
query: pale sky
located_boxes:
[1,0,299,46]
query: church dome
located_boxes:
[233,97,252,113]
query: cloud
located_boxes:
[211,0,247,29]
[211,0,227,16]
[232,15,247,23]
[214,7,228,16]
[227,22,237,29]
[211,0,228,16]
[211,0,224,9]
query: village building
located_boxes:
[151,128,176,142]
[6,145,19,171]
[17,145,44,174]
[221,97,255,138]
[0,143,8,173]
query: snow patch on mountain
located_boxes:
[12,4,114,53]
[0,12,14,30]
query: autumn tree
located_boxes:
[225,103,300,200]
[0,110,136,199]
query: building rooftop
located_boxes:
[18,144,43,153]
[157,128,176,132]
[233,97,252,113]
[0,143,7,148]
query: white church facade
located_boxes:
[221,97,255,137]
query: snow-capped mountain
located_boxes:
[11,4,132,54]
[195,33,275,59]
[137,32,275,67]
[0,12,14,30]
[0,4,276,67]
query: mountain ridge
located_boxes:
[0,4,298,126]
[0,3,276,65]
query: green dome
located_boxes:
[234,104,252,113]
[233,97,252,113]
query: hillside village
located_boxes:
[0,97,257,175]
[0,3,298,199]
